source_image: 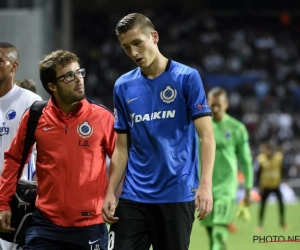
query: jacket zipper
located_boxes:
[61,124,69,225]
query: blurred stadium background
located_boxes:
[1,0,299,249]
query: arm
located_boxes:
[194,116,215,220]
[0,111,32,232]
[281,154,288,181]
[236,125,253,206]
[102,133,128,224]
[253,159,261,188]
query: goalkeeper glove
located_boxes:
[235,202,251,222]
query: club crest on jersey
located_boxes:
[6,109,16,120]
[77,121,93,138]
[160,86,177,103]
[224,131,232,138]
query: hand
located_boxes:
[0,210,15,233]
[195,182,213,220]
[102,193,119,224]
[235,203,251,222]
[243,189,251,207]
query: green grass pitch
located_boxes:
[190,202,300,250]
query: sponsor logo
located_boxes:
[89,239,100,245]
[43,127,54,131]
[127,97,138,103]
[0,123,9,136]
[130,110,176,124]
[196,104,209,110]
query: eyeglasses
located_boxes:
[56,68,85,83]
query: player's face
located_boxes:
[260,144,272,156]
[0,48,16,85]
[118,26,158,68]
[53,62,85,104]
[208,94,228,121]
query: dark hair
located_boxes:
[0,42,15,49]
[208,87,228,100]
[39,50,79,95]
[0,42,19,62]
[15,79,37,93]
[260,142,273,150]
[115,13,155,36]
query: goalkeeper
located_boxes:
[200,87,253,250]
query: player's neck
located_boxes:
[213,114,226,122]
[141,55,168,79]
[0,79,14,97]
[57,101,80,115]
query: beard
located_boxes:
[56,84,85,104]
[0,74,8,85]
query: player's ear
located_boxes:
[225,99,229,108]
[151,30,159,44]
[225,101,229,111]
[11,61,18,73]
[47,82,56,92]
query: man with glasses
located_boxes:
[55,68,85,82]
[0,42,42,250]
[0,50,116,250]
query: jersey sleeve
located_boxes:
[184,69,211,120]
[101,110,116,159]
[235,124,253,189]
[0,110,35,210]
[113,84,129,133]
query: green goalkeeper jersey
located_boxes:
[201,114,253,199]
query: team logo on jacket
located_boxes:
[77,121,93,138]
[6,109,16,120]
[160,86,177,103]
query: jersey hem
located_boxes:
[192,112,212,120]
[114,128,128,133]
[119,196,195,204]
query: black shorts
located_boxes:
[23,210,108,250]
[108,198,195,250]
